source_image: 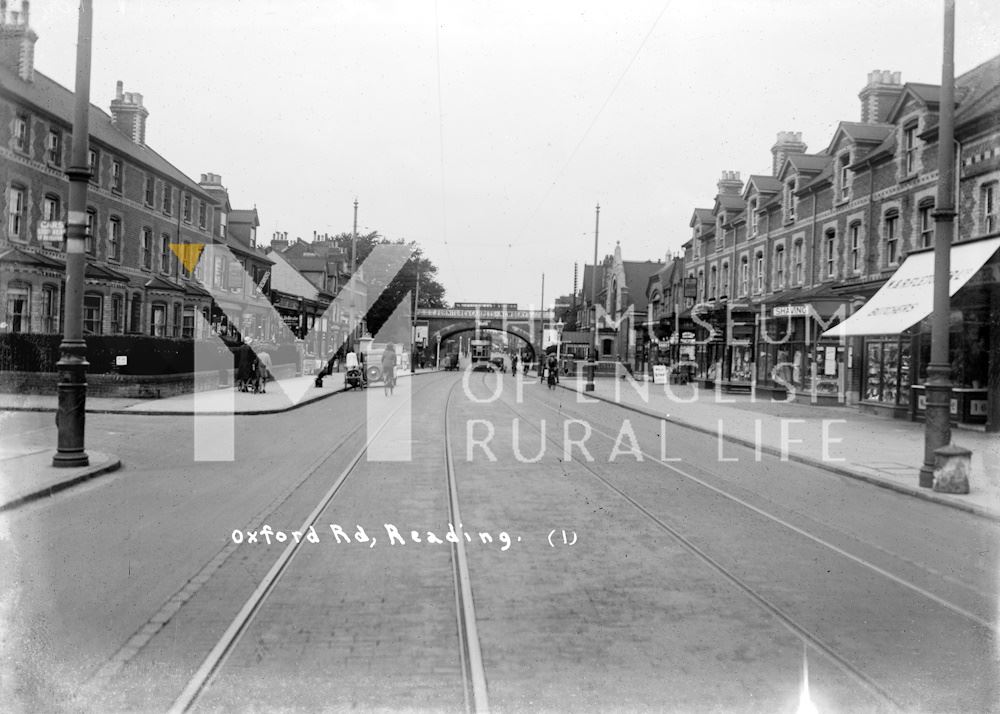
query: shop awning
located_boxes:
[822,236,1000,337]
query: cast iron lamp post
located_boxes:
[53,0,93,467]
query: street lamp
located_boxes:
[585,203,600,392]
[53,0,93,467]
[919,0,958,488]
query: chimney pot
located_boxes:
[116,80,123,99]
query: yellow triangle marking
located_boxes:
[169,243,206,273]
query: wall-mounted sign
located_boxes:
[773,304,810,317]
[455,302,518,310]
[38,220,64,247]
[115,355,127,366]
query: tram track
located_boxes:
[145,371,489,713]
[492,373,997,712]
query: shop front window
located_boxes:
[864,338,911,406]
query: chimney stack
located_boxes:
[0,0,38,82]
[771,131,808,176]
[859,69,903,124]
[109,81,150,145]
[716,170,743,196]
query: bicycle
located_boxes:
[383,367,396,396]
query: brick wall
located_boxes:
[0,363,296,398]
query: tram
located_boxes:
[470,338,492,367]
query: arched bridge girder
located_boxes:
[427,321,540,361]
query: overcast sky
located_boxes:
[25,0,1000,308]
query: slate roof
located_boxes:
[621,261,663,313]
[715,194,745,213]
[744,175,783,195]
[143,275,185,292]
[0,247,63,267]
[797,163,835,193]
[0,66,215,202]
[84,263,130,283]
[786,154,830,172]
[690,208,714,226]
[229,209,259,225]
[285,255,328,272]
[922,53,1000,136]
[580,264,607,304]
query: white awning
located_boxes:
[822,236,1000,338]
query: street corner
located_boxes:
[0,449,122,512]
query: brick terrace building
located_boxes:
[652,57,1000,428]
[0,8,265,346]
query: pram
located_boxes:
[237,358,264,393]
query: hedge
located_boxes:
[0,333,299,375]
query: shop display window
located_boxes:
[864,337,911,406]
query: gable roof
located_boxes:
[0,66,216,202]
[742,175,783,199]
[690,208,714,227]
[796,163,835,194]
[826,121,894,155]
[922,53,1000,137]
[714,194,745,214]
[230,209,260,226]
[776,153,830,181]
[621,261,663,312]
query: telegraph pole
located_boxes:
[585,203,600,392]
[53,0,93,467]
[919,0,958,488]
[349,198,358,351]
[412,268,420,370]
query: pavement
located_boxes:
[555,375,1000,522]
[0,368,429,511]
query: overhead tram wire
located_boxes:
[434,0,466,298]
[503,0,673,273]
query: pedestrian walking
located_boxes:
[257,349,273,393]
[381,344,397,395]
[234,338,257,392]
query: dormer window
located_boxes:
[784,179,797,222]
[903,123,917,175]
[838,153,851,201]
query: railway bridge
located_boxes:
[415,305,553,362]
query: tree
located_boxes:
[326,232,448,336]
